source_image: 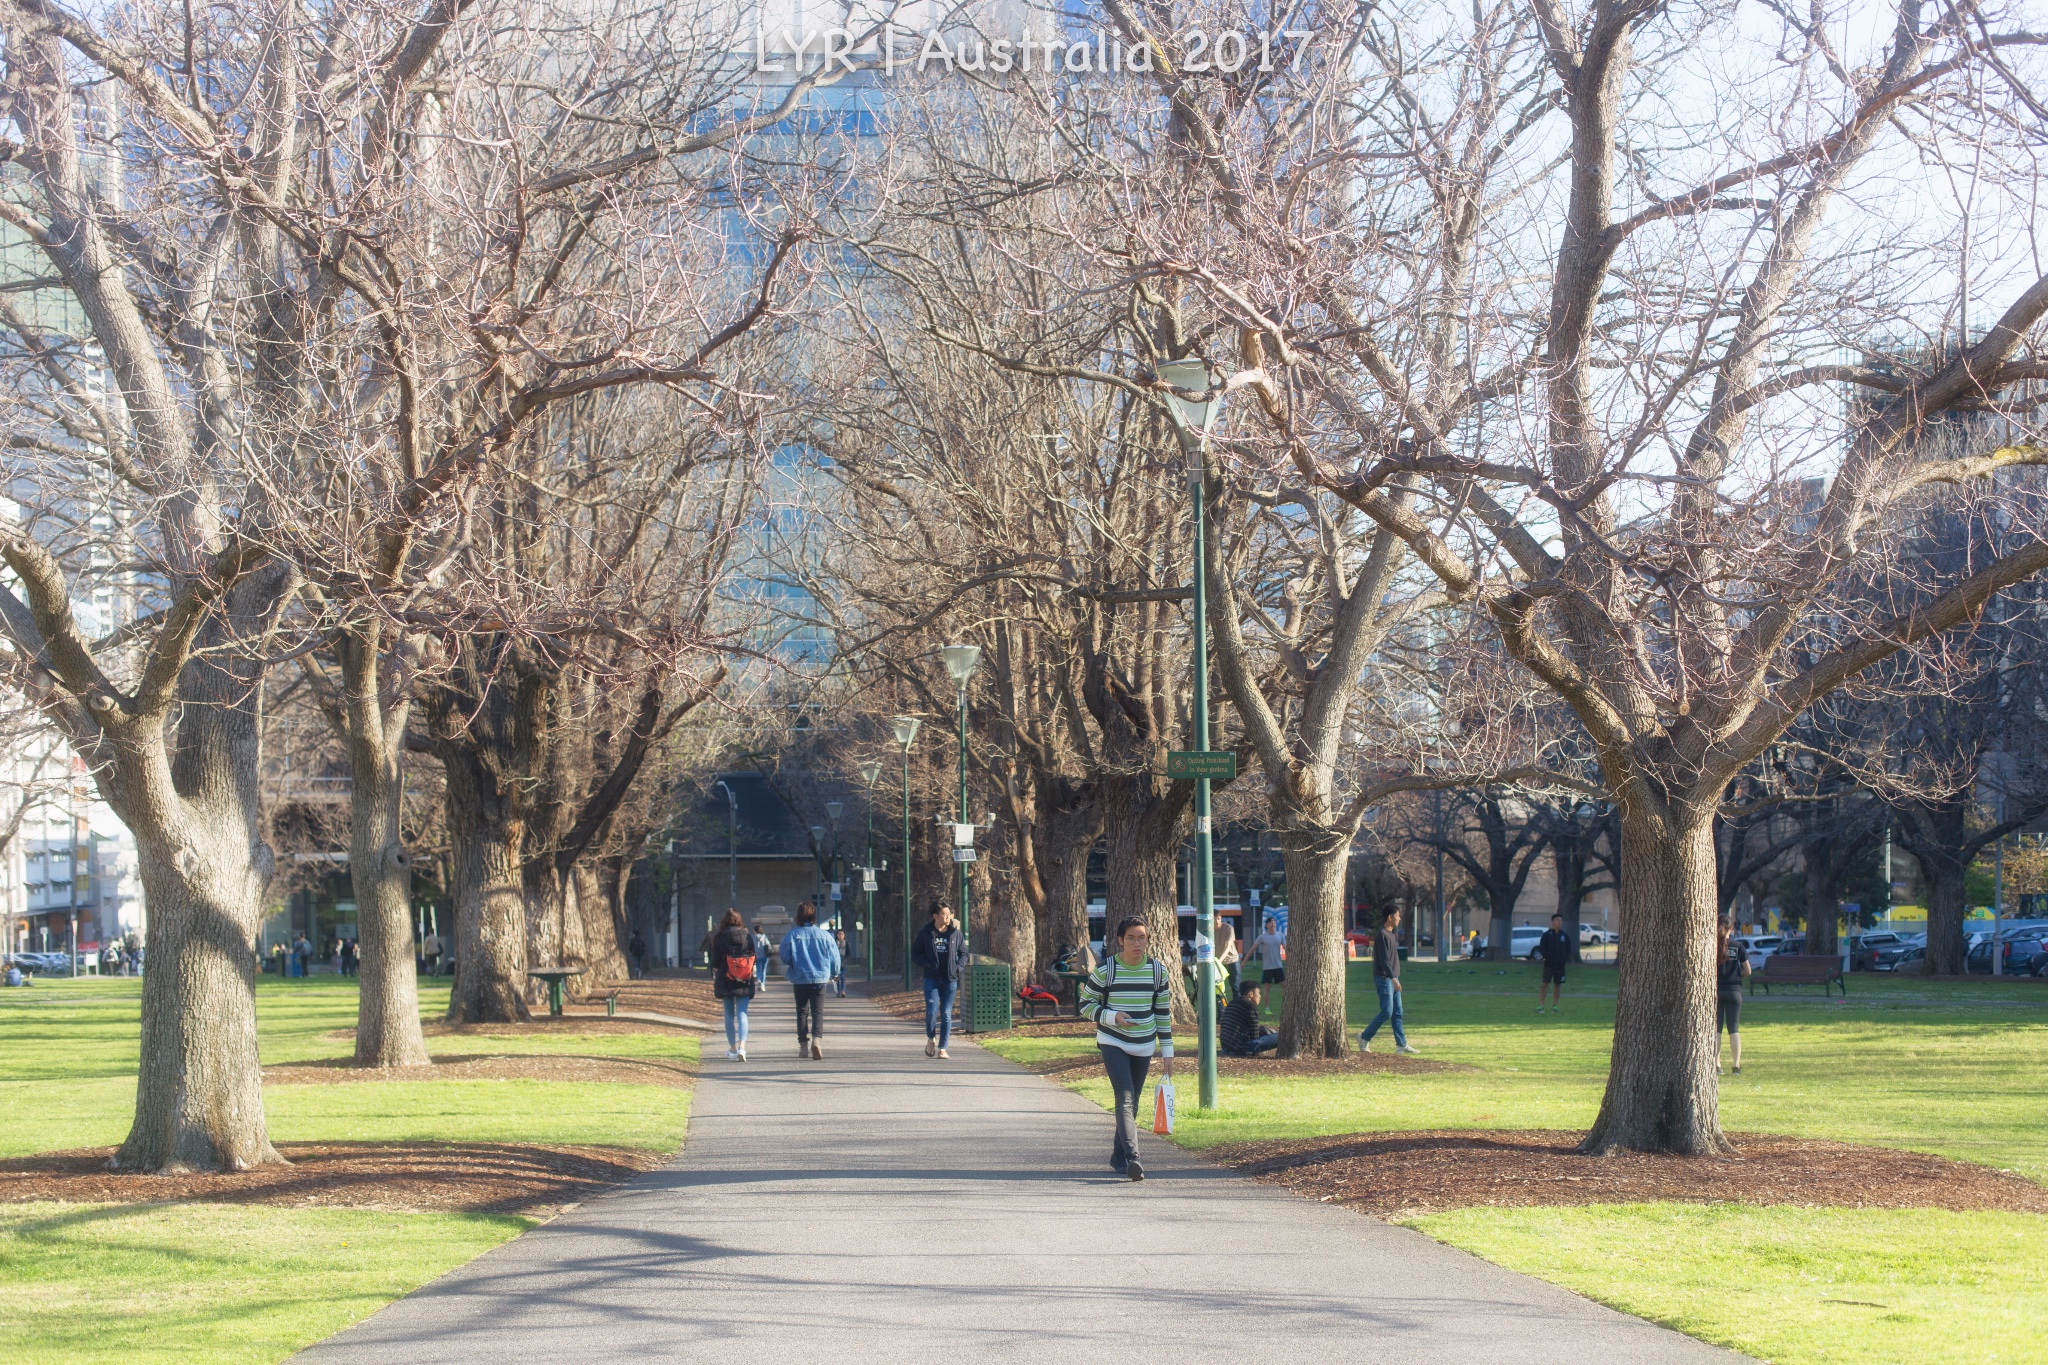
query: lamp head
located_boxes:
[940,643,983,687]
[1155,358,1224,433]
[891,714,922,748]
[859,761,883,787]
[826,801,844,823]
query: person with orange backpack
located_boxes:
[703,908,759,1060]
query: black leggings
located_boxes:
[1718,994,1741,1036]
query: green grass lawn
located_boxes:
[0,1201,531,1364]
[987,961,2048,1365]
[991,962,2048,1181]
[0,976,696,1158]
[0,975,695,1363]
[1408,1204,2047,1365]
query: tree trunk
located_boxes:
[115,821,283,1171]
[1802,837,1841,956]
[1275,825,1350,1058]
[1101,771,1192,1021]
[341,624,430,1068]
[1582,805,1727,1156]
[576,857,631,985]
[1920,852,1969,976]
[444,751,530,1024]
[1554,836,1587,964]
[1037,802,1099,970]
[108,576,292,1173]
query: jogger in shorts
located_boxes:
[1537,913,1572,1012]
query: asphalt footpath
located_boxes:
[295,985,1747,1364]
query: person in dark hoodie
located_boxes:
[911,903,966,1058]
[702,909,759,1061]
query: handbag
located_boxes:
[1152,1078,1176,1135]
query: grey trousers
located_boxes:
[1098,1045,1153,1164]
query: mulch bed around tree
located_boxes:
[266,1053,694,1089]
[1212,1129,2048,1218]
[0,1142,666,1218]
[322,1020,690,1043]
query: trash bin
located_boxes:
[967,957,1012,1033]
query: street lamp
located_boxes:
[892,714,922,990]
[1157,356,1224,1113]
[940,644,982,970]
[825,801,845,928]
[712,778,739,966]
[859,761,882,981]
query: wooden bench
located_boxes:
[1756,953,1845,996]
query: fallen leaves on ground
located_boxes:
[1214,1129,2048,1217]
[0,1142,666,1217]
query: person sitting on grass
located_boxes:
[1219,981,1278,1057]
[1537,913,1572,1013]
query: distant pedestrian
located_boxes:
[1219,980,1278,1057]
[1360,905,1419,1055]
[291,933,311,979]
[779,901,842,1060]
[628,930,648,979]
[421,931,442,977]
[704,909,758,1061]
[1250,914,1286,1019]
[751,922,774,983]
[912,903,965,1058]
[340,939,359,977]
[1079,915,1174,1181]
[1215,917,1241,997]
[831,929,849,996]
[1537,913,1571,1012]
[1717,915,1749,1075]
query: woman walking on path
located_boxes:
[779,901,843,1059]
[1078,915,1174,1181]
[1359,905,1421,1055]
[912,903,966,1058]
[703,909,759,1061]
[1717,915,1749,1075]
[1215,917,1241,998]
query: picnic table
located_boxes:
[527,967,586,1017]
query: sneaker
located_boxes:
[800,1041,810,1058]
[925,1037,936,1057]
[737,1045,747,1061]
[1127,1158,1145,1182]
[1397,1044,1421,1056]
[810,1041,823,1060]
[1111,1156,1128,1174]
[725,1048,737,1061]
[1733,1065,1742,1075]
[937,1048,951,1059]
[1357,1035,1371,1054]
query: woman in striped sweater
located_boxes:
[1079,915,1174,1181]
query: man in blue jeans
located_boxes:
[912,903,965,1058]
[1361,904,1421,1055]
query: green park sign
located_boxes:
[1166,750,1237,781]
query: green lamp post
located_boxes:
[939,644,982,963]
[892,715,922,990]
[1158,355,1225,1114]
[859,760,882,982]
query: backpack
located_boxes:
[724,951,757,985]
[1092,955,1166,1010]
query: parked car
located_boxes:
[1849,931,1910,972]
[1869,941,1925,972]
[2006,935,2048,976]
[1511,926,1546,959]
[1965,931,2047,974]
[1579,925,1616,946]
[11,951,72,976]
[1733,934,1785,968]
